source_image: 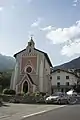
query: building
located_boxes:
[51,69,79,93]
[67,68,80,77]
[10,38,52,94]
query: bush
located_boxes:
[0,94,13,102]
[23,92,30,97]
[3,89,16,95]
[73,85,80,93]
[0,98,3,107]
[0,85,2,93]
[16,93,24,96]
[35,91,41,97]
[9,97,21,103]
[75,85,80,93]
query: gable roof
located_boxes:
[51,68,80,78]
[14,48,53,67]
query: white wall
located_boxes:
[44,58,50,75]
[43,57,51,93]
[39,60,44,92]
[13,62,19,90]
[52,71,77,86]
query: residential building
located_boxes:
[51,69,79,93]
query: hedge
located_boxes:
[3,89,16,95]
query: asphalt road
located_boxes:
[22,105,80,120]
[0,103,64,120]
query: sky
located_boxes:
[0,0,80,66]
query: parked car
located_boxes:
[45,92,70,104]
[66,90,80,104]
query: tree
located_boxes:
[73,84,80,93]
[76,85,80,93]
[0,71,12,92]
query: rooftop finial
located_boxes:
[30,34,34,40]
[28,34,35,48]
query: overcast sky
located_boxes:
[0,0,80,66]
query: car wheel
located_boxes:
[66,100,69,104]
[45,101,49,104]
[58,99,61,105]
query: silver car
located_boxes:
[45,92,70,104]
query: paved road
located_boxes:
[0,103,64,120]
[23,105,80,120]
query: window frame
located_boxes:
[66,76,69,79]
[57,82,60,87]
[57,76,60,80]
[57,70,60,73]
[66,82,69,86]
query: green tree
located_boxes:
[0,71,12,92]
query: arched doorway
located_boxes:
[23,81,28,93]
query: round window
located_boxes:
[26,66,32,73]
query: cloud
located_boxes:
[31,18,42,27]
[72,0,78,6]
[61,40,80,57]
[72,4,77,6]
[46,20,80,57]
[0,6,3,11]
[40,26,52,31]
[73,0,78,2]
[46,21,80,44]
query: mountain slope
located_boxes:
[54,57,80,69]
[0,54,15,72]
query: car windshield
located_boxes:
[52,92,64,96]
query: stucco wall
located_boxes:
[36,50,44,92]
[11,45,52,94]
[43,56,51,93]
[51,71,78,86]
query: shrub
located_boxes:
[9,89,16,95]
[3,89,16,95]
[0,85,2,93]
[0,98,3,107]
[35,91,40,97]
[16,93,24,96]
[3,89,9,94]
[75,85,80,93]
[23,92,30,97]
[30,92,35,97]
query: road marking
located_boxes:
[22,105,66,119]
[0,115,10,119]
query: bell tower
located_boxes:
[28,36,35,48]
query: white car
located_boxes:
[46,95,59,103]
[45,92,70,104]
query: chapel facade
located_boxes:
[10,38,52,94]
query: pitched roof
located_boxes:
[51,68,80,78]
[35,48,52,67]
[14,48,53,67]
